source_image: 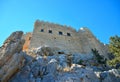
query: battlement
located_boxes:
[34,20,77,32]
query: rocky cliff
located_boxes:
[0,31,120,82]
[0,31,25,82]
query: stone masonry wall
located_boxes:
[29,20,109,56]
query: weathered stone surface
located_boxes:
[0,31,25,82]
[9,47,120,82]
[22,32,32,51]
[0,36,119,82]
[95,69,120,82]
[0,31,24,66]
[36,46,54,56]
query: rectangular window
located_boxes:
[67,33,71,36]
[59,31,63,35]
[48,30,52,33]
[40,29,44,32]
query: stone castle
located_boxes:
[23,20,108,56]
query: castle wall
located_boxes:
[30,20,84,53]
[78,28,109,56]
[29,20,109,55]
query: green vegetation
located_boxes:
[91,49,106,64]
[107,35,120,68]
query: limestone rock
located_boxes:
[36,46,59,56]
[0,42,120,82]
[22,32,32,51]
[0,31,24,66]
[9,48,99,82]
[0,31,25,82]
[95,69,120,82]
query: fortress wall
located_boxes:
[29,20,109,55]
[78,28,109,56]
[30,21,84,53]
[77,28,95,54]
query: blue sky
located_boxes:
[0,0,120,46]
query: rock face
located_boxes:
[22,32,32,51]
[10,46,120,82]
[0,31,25,82]
[0,31,120,82]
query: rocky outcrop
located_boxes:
[22,32,32,51]
[95,69,120,82]
[0,31,25,82]
[0,31,120,82]
[10,47,120,82]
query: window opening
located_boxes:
[40,29,44,32]
[67,33,71,36]
[48,30,52,33]
[59,31,63,35]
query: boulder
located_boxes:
[36,46,54,56]
[95,69,120,82]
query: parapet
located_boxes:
[34,20,77,33]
